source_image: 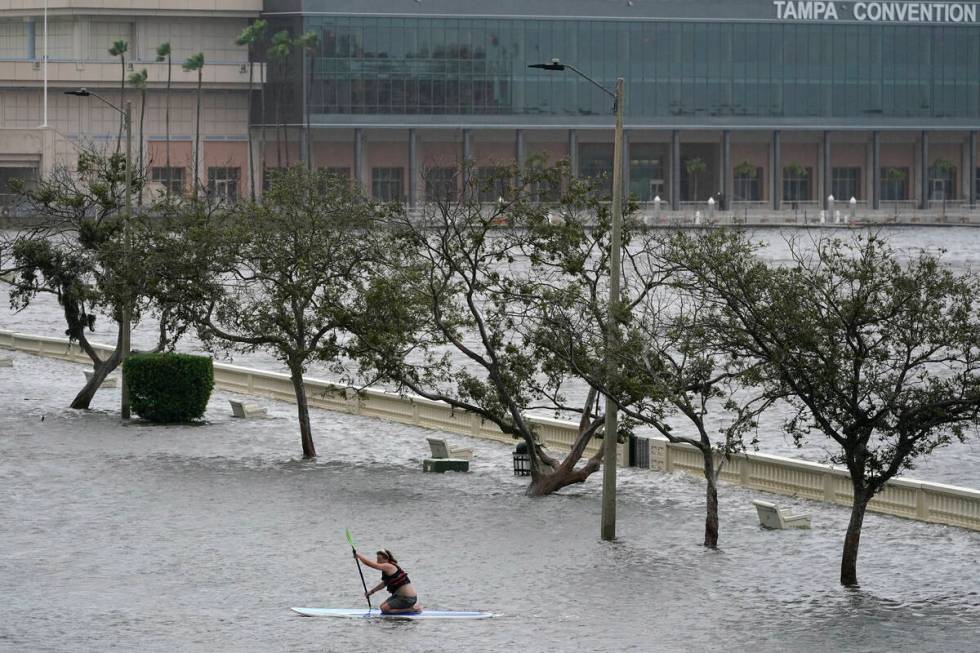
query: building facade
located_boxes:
[0,1,262,210]
[262,0,980,216]
[4,1,980,218]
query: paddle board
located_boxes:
[291,607,493,620]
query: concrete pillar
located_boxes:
[568,129,578,177]
[822,130,832,210]
[354,128,365,193]
[872,131,881,210]
[721,130,732,210]
[920,130,929,210]
[671,129,680,210]
[408,128,418,208]
[515,129,526,192]
[772,130,781,210]
[462,128,473,197]
[970,131,977,208]
[622,129,630,201]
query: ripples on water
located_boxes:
[1,351,979,652]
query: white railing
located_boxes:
[1,329,977,531]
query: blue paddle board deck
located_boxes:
[291,607,493,620]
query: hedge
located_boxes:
[124,353,214,423]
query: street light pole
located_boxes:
[121,100,132,419]
[601,77,624,542]
[64,89,133,420]
[528,60,625,541]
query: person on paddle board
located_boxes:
[355,549,422,614]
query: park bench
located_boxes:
[83,370,117,388]
[426,437,473,461]
[229,399,268,419]
[751,500,811,530]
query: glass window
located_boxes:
[733,165,762,202]
[928,163,956,200]
[151,166,184,194]
[425,167,458,202]
[207,167,240,201]
[290,16,980,120]
[372,167,404,201]
[0,166,37,205]
[831,167,861,201]
[783,166,811,202]
[476,166,510,203]
[881,167,909,201]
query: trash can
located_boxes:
[512,441,531,476]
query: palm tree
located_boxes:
[236,19,267,200]
[685,156,706,202]
[182,52,205,196]
[108,39,128,153]
[155,42,173,195]
[294,30,319,171]
[127,68,149,207]
[267,30,292,169]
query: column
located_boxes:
[462,129,473,197]
[920,130,929,210]
[515,129,526,190]
[823,130,832,209]
[771,130,781,211]
[354,128,365,194]
[970,131,977,208]
[568,129,578,178]
[408,128,418,208]
[872,131,881,210]
[671,129,680,210]
[721,130,732,210]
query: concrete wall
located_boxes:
[2,328,977,532]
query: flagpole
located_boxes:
[41,0,48,127]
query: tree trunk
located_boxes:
[840,491,870,586]
[165,58,171,195]
[247,59,256,201]
[137,88,146,208]
[69,359,119,409]
[194,70,202,196]
[702,449,720,548]
[288,364,316,459]
[525,442,602,497]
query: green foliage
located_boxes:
[182,52,204,72]
[125,353,214,422]
[734,160,758,178]
[155,42,171,61]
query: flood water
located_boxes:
[1,351,979,652]
[3,225,979,487]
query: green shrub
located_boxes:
[124,353,214,423]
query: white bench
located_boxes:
[83,370,118,388]
[752,500,811,530]
[426,437,473,461]
[0,357,12,367]
[229,399,267,419]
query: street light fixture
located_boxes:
[528,58,625,542]
[65,88,134,420]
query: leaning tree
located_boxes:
[348,163,623,496]
[2,149,163,410]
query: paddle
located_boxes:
[346,528,372,610]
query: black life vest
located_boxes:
[382,564,411,593]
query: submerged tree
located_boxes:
[533,228,780,547]
[673,231,980,585]
[181,166,383,458]
[2,150,159,410]
[348,163,618,496]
